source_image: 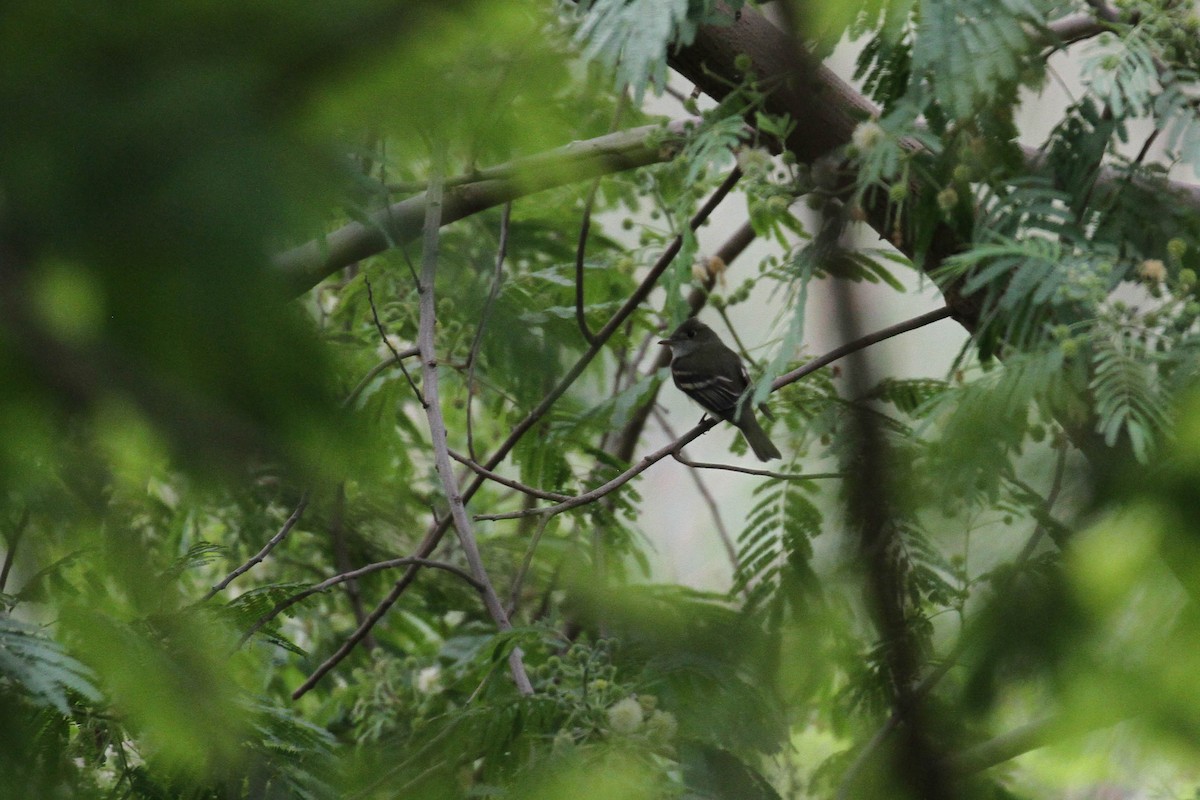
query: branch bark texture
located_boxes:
[273,119,697,296]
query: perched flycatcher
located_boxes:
[658,318,781,461]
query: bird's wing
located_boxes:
[672,366,746,419]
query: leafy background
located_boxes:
[3,0,1200,798]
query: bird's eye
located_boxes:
[687,330,695,338]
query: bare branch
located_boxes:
[237,556,486,648]
[295,160,536,699]
[771,307,955,392]
[943,715,1057,776]
[1042,13,1110,46]
[328,483,374,651]
[475,420,714,521]
[342,347,420,409]
[671,450,844,481]
[407,160,532,694]
[273,119,700,296]
[942,702,1127,776]
[668,4,1200,334]
[506,513,553,617]
[449,449,572,502]
[203,493,309,603]
[365,275,424,406]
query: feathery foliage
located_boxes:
[4,0,1200,798]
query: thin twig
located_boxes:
[398,241,422,289]
[0,507,30,594]
[204,493,310,602]
[292,573,411,697]
[311,556,483,594]
[771,307,954,391]
[365,275,424,406]
[672,451,844,481]
[329,483,374,650]
[574,179,600,345]
[1015,439,1070,562]
[449,449,572,502]
[474,418,715,522]
[238,556,484,647]
[506,514,553,616]
[573,90,631,346]
[341,347,420,409]
[467,202,512,459]
[716,305,758,368]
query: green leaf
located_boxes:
[576,0,730,100]
[910,0,1041,119]
[0,617,101,714]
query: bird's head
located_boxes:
[658,317,717,357]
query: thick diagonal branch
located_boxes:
[273,119,697,296]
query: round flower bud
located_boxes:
[415,666,441,694]
[606,697,645,735]
[851,120,885,155]
[1138,258,1167,284]
[936,187,959,213]
[1167,237,1188,264]
[647,710,678,740]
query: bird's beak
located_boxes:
[657,338,671,346]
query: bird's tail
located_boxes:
[738,409,781,462]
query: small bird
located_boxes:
[658,318,781,461]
